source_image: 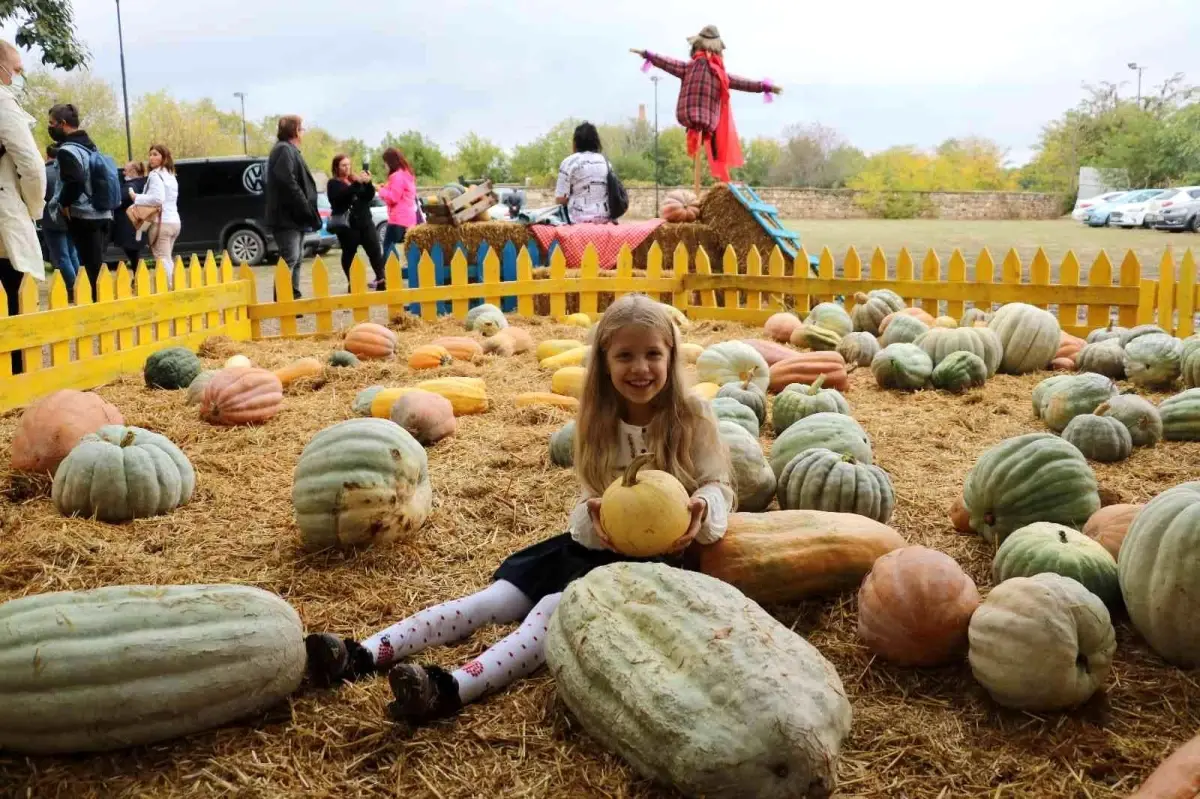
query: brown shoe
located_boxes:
[305,634,377,687]
[386,664,462,725]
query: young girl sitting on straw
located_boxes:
[304,293,734,726]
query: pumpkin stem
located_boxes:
[119,430,136,448]
[741,376,752,391]
[808,374,826,393]
[622,453,656,487]
[1095,402,1110,417]
[1058,529,1068,544]
[839,452,857,464]
[854,291,869,304]
[984,511,996,526]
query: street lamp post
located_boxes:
[1127,62,1145,107]
[233,92,248,154]
[115,0,133,162]
[650,74,661,210]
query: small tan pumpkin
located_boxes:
[949,495,972,533]
[274,357,323,387]
[10,390,125,476]
[1056,331,1087,363]
[1050,357,1077,371]
[1082,503,1142,559]
[764,313,802,344]
[659,189,700,223]
[483,327,534,357]
[200,368,284,426]
[343,322,397,359]
[408,345,453,370]
[389,390,456,445]
[432,336,484,362]
[679,342,704,365]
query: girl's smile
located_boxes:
[605,325,670,415]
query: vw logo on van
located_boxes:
[242,162,264,194]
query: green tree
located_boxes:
[732,136,781,186]
[769,124,865,188]
[373,130,445,183]
[452,132,509,183]
[2,0,88,71]
[24,68,122,157]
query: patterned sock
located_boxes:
[452,593,562,705]
[361,580,532,668]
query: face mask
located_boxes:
[48,126,66,142]
[0,65,23,97]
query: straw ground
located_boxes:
[2,316,1199,798]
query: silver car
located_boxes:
[1154,189,1200,232]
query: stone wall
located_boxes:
[438,186,1065,221]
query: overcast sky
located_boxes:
[30,0,1200,165]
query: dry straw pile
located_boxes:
[2,314,1198,797]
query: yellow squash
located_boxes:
[599,454,691,557]
[369,387,416,418]
[690,381,721,400]
[514,392,580,411]
[561,313,592,328]
[368,377,489,418]
[541,346,590,370]
[273,357,322,387]
[551,366,587,399]
[536,339,585,362]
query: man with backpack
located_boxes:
[47,103,119,291]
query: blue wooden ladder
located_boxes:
[725,183,820,276]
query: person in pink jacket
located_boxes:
[376,147,416,285]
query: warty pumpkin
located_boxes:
[293,418,432,551]
[1160,388,1200,440]
[598,454,691,557]
[389,390,456,445]
[769,351,850,393]
[1082,503,1141,559]
[10,390,124,476]
[695,341,770,391]
[778,448,895,523]
[836,331,880,367]
[200,367,284,426]
[0,583,304,753]
[545,563,852,799]
[273,357,323,387]
[535,338,584,362]
[719,421,775,513]
[770,411,873,477]
[741,338,796,366]
[764,312,802,343]
[988,302,1061,374]
[343,322,397,359]
[772,375,851,435]
[699,509,906,604]
[52,426,195,523]
[790,323,842,351]
[551,366,587,399]
[432,336,484,362]
[968,573,1115,711]
[857,546,980,667]
[993,522,1120,609]
[514,392,580,411]
[804,301,853,337]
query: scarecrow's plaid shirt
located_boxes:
[644,52,772,136]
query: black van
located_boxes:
[96,155,323,267]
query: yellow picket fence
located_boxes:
[2,242,1198,415]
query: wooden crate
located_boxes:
[421,181,498,226]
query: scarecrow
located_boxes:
[632,25,782,193]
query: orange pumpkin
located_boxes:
[949,495,972,533]
[343,322,397,359]
[768,352,850,393]
[1056,331,1086,363]
[764,313,802,344]
[1082,503,1142,559]
[659,189,700,223]
[741,338,796,366]
[200,367,284,425]
[857,546,981,667]
[409,344,453,370]
[1049,357,1076,371]
[10,390,124,476]
[389,390,456,445]
[432,336,483,362]
[879,307,935,334]
[1130,732,1200,798]
[274,357,323,387]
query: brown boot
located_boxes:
[386,664,463,725]
[304,634,377,687]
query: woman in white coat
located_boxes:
[0,41,47,375]
[129,143,181,286]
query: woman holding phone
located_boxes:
[326,153,386,289]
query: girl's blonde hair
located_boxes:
[574,294,728,496]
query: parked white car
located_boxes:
[1143,187,1200,227]
[1072,190,1128,222]
[1106,189,1176,228]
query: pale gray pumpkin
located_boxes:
[545,562,852,799]
[1183,335,1200,361]
[791,324,842,351]
[695,341,771,391]
[52,425,195,523]
[960,307,990,327]
[718,421,775,512]
[292,418,432,551]
[850,290,905,335]
[715,379,768,426]
[771,376,851,435]
[777,447,895,523]
[804,302,853,337]
[770,411,873,477]
[1123,333,1183,389]
[931,350,988,393]
[836,331,880,367]
[914,326,1003,376]
[1095,395,1162,447]
[880,314,930,347]
[1086,321,1127,344]
[185,370,217,406]
[1160,388,1200,441]
[1119,324,1167,348]
[871,342,933,390]
[711,397,760,438]
[0,583,305,754]
[1075,340,1126,379]
[465,303,504,330]
[1037,372,1118,432]
[988,303,1061,374]
[1061,414,1132,463]
[549,421,575,468]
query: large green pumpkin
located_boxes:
[715,379,767,426]
[52,425,195,523]
[1086,321,1126,344]
[804,302,853,337]
[1037,372,1117,432]
[1160,388,1200,441]
[328,349,361,368]
[1118,482,1200,666]
[1123,333,1183,389]
[769,411,872,477]
[292,418,433,551]
[545,562,852,799]
[1031,374,1074,418]
[549,421,575,468]
[0,583,304,753]
[719,421,775,512]
[962,432,1100,545]
[988,303,1060,374]
[1184,346,1200,389]
[1183,334,1200,361]
[836,331,880,367]
[880,314,929,347]
[771,376,851,435]
[711,397,760,437]
[993,522,1120,609]
[1095,395,1161,447]
[931,350,988,393]
[1061,413,1132,463]
[1119,323,1167,348]
[914,326,1003,376]
[144,347,202,390]
[777,448,895,523]
[871,343,933,390]
[1075,340,1126,379]
[851,290,905,335]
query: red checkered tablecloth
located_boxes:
[529,220,665,269]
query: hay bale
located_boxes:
[403,222,532,261]
[634,222,721,269]
[699,184,796,274]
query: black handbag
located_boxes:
[605,160,629,220]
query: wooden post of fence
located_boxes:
[842,247,862,312]
[450,247,469,319]
[483,246,502,312]
[744,245,762,314]
[1178,249,1196,339]
[643,242,667,309]
[274,261,299,338]
[516,245,534,318]
[188,256,204,331]
[767,246,786,312]
[0,281,8,379]
[895,248,914,305]
[1138,278,1159,327]
[1158,249,1177,332]
[219,254,236,322]
[48,272,70,366]
[203,253,220,329]
[384,249,404,319]
[974,249,995,313]
[946,249,966,322]
[920,250,940,316]
[134,262,153,345]
[416,249,438,322]
[1029,248,1051,312]
[1116,251,1140,329]
[76,273,95,360]
[694,247,715,309]
[95,268,116,356]
[174,261,192,337]
[239,264,261,340]
[1057,250,1081,332]
[115,263,134,350]
[311,257,334,334]
[614,244,633,305]
[548,246,567,320]
[721,246,739,311]
[577,245,599,318]
[348,256,370,323]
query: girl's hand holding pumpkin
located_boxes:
[586,498,618,552]
[667,498,707,554]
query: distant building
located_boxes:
[1078,166,1129,200]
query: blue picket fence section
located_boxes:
[404,240,542,316]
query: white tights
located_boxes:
[360,580,561,704]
